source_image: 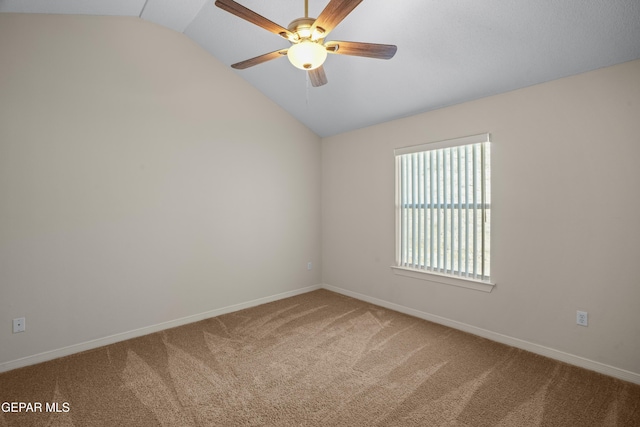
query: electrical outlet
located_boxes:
[13,317,25,333]
[576,311,588,327]
[307,262,312,270]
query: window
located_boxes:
[393,134,493,290]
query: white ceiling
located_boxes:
[2,0,640,137]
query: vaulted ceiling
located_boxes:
[2,0,640,137]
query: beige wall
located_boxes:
[322,59,640,376]
[0,14,322,365]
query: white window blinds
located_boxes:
[395,134,491,281]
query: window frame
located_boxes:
[391,133,495,292]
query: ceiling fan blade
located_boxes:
[231,49,289,70]
[325,41,397,59]
[308,66,328,87]
[215,0,295,41]
[311,0,363,39]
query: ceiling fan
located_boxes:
[214,0,397,87]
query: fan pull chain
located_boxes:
[305,72,310,107]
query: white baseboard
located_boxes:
[3,283,638,385]
[321,284,640,385]
[0,284,321,374]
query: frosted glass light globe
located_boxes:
[287,40,327,70]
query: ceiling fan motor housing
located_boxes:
[287,17,322,40]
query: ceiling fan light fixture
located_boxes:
[297,25,312,39]
[287,40,327,70]
[311,27,325,41]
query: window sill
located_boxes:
[390,266,496,293]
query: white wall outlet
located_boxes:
[307,262,312,270]
[576,310,588,327]
[13,317,25,333]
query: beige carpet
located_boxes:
[1,289,638,426]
